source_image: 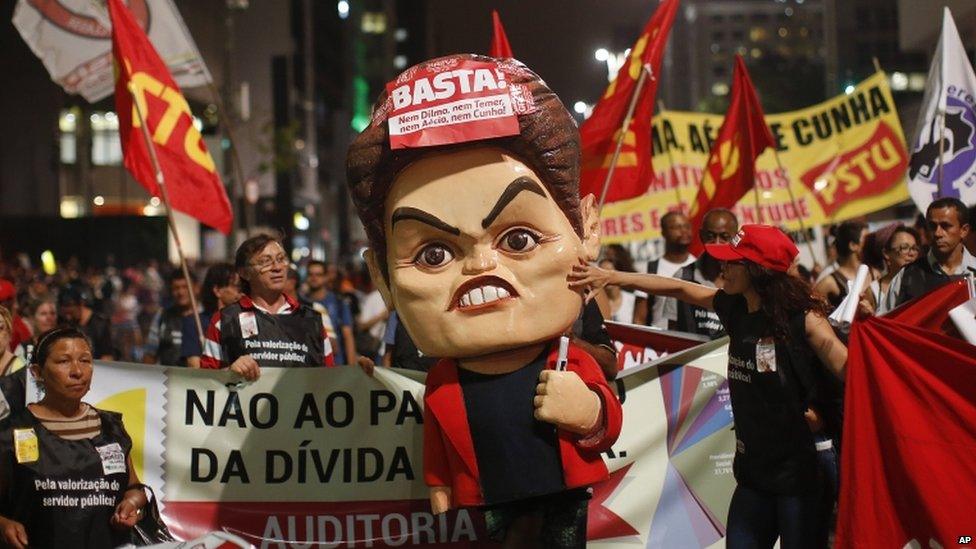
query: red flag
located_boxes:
[687,55,775,255]
[579,0,679,203]
[884,278,971,334]
[489,10,513,58]
[837,314,976,548]
[109,0,232,234]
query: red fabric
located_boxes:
[108,0,232,234]
[489,10,513,58]
[885,278,971,335]
[687,55,776,256]
[199,311,223,370]
[0,279,14,301]
[578,0,679,204]
[836,315,976,548]
[423,341,623,507]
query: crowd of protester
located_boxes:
[570,196,974,546]
[0,198,972,374]
[592,198,975,330]
[0,198,972,547]
[0,251,391,369]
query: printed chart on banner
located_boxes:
[647,365,734,549]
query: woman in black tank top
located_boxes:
[814,221,868,311]
[571,224,848,549]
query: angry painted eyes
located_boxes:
[413,227,543,269]
[418,245,453,268]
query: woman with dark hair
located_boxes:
[602,244,637,273]
[870,226,921,314]
[571,224,847,548]
[181,263,240,368]
[814,220,869,310]
[0,328,147,547]
[200,235,334,378]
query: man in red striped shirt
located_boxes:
[201,235,334,378]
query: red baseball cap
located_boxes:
[0,279,14,302]
[705,224,798,273]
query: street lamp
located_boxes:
[594,48,610,62]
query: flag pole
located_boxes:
[753,183,764,224]
[771,149,819,264]
[937,109,947,198]
[127,83,207,353]
[656,99,685,211]
[598,63,654,213]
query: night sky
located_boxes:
[426,0,660,113]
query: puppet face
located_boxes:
[373,147,597,358]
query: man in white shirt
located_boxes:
[635,211,696,328]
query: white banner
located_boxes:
[12,0,211,103]
[21,338,735,547]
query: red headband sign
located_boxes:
[383,59,533,149]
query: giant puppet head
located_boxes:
[347,54,600,359]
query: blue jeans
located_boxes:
[814,433,839,548]
[726,483,824,549]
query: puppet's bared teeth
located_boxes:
[460,285,510,308]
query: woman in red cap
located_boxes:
[570,224,847,549]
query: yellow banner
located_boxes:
[600,72,910,243]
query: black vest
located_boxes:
[155,306,187,366]
[644,259,660,325]
[218,301,325,368]
[895,256,975,306]
[391,318,437,372]
[670,264,726,339]
[0,408,132,548]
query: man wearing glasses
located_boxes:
[662,208,738,338]
[200,234,335,379]
[889,197,975,307]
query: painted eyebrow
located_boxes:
[391,207,461,236]
[481,177,547,229]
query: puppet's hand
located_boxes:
[429,486,452,515]
[534,370,601,435]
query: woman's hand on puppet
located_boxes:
[429,486,452,515]
[568,262,615,303]
[533,370,601,435]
